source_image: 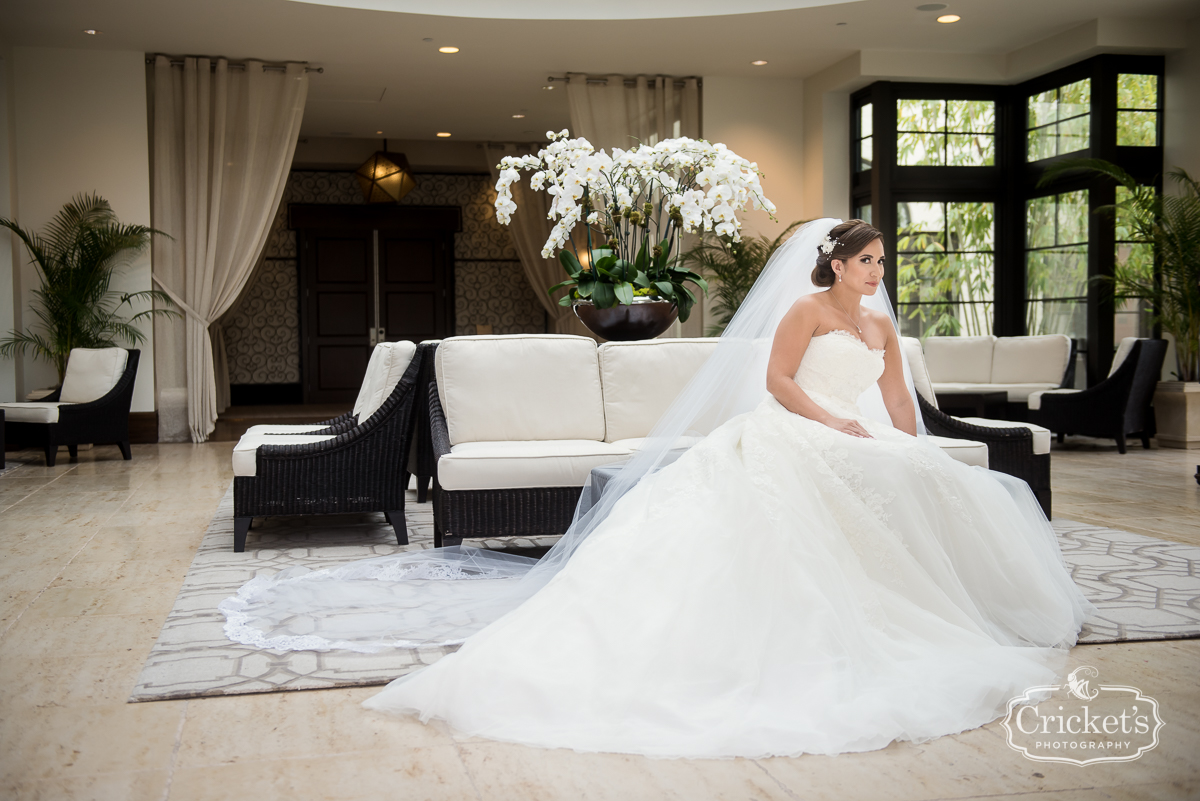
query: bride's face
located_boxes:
[833,238,885,296]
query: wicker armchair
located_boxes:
[1028,338,1167,454]
[407,341,440,504]
[427,383,581,548]
[2,348,140,467]
[231,346,425,552]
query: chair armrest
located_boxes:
[918,394,1032,446]
[428,382,451,461]
[55,350,140,420]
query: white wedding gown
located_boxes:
[359,329,1091,757]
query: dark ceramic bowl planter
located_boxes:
[573,297,679,341]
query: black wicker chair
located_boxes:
[3,349,140,467]
[407,341,440,504]
[1028,338,1167,454]
[231,346,425,552]
[427,384,582,548]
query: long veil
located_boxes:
[220,218,929,652]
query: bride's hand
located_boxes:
[823,416,873,438]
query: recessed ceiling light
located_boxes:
[512,114,526,119]
[82,29,100,35]
[937,14,961,22]
[542,85,554,91]
[438,46,459,54]
[916,3,947,10]
[751,60,768,66]
[436,132,452,138]
[376,130,383,134]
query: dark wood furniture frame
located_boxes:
[3,349,140,467]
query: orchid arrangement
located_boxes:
[494,130,775,322]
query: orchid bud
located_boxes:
[643,202,654,216]
[628,211,643,225]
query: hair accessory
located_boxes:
[820,235,838,255]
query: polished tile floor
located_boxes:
[1,440,1197,800]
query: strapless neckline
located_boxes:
[817,328,886,355]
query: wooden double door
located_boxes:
[292,205,461,404]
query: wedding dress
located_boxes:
[221,219,1091,759]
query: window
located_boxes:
[1027,79,1091,161]
[1117,74,1158,147]
[896,201,995,337]
[897,99,995,166]
[856,204,872,225]
[1026,190,1089,340]
[856,103,873,172]
[1114,186,1154,340]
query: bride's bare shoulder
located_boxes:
[786,293,827,319]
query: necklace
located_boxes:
[829,290,862,334]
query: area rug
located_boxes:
[129,486,1200,703]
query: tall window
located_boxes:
[856,103,873,171]
[1026,190,1089,340]
[1114,186,1154,340]
[897,100,995,166]
[897,202,995,337]
[1117,74,1159,147]
[1027,79,1091,161]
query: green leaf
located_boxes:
[653,281,675,298]
[613,282,634,305]
[558,294,574,306]
[613,260,634,281]
[595,254,618,272]
[688,275,709,294]
[547,279,577,295]
[592,282,617,309]
[634,239,649,273]
[632,270,650,289]
[559,249,583,277]
[575,280,595,298]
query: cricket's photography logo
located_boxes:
[1001,667,1165,766]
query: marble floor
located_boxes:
[0,439,1197,800]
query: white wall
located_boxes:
[701,76,805,238]
[0,54,16,404]
[1164,18,1200,182]
[7,47,153,411]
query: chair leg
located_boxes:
[416,475,431,504]
[1115,432,1127,455]
[385,510,408,545]
[118,440,132,460]
[43,443,57,467]
[1141,434,1151,449]
[234,517,252,552]
[1056,432,1065,444]
[67,444,78,460]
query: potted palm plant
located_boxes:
[1050,161,1200,448]
[0,193,174,385]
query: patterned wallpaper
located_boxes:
[223,170,546,385]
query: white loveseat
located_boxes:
[923,334,1074,407]
[428,334,992,546]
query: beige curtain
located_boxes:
[151,56,307,442]
[486,144,591,336]
[566,74,700,153]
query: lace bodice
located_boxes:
[795,329,886,407]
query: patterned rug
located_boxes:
[128,485,1200,703]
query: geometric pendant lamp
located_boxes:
[354,142,417,203]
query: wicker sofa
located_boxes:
[427,334,998,547]
[924,334,1075,416]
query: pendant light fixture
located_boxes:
[355,139,417,203]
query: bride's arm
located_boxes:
[878,327,918,437]
[766,299,873,438]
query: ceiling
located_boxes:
[0,0,1193,142]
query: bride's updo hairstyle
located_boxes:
[811,219,884,288]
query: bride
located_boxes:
[222,218,1091,759]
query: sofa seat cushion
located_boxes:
[232,432,337,477]
[610,436,706,452]
[927,435,989,468]
[957,417,1052,455]
[436,335,605,445]
[437,440,633,491]
[598,338,720,442]
[923,336,996,384]
[932,382,1060,403]
[0,402,70,424]
[991,334,1071,385]
[59,348,129,403]
[1027,388,1081,411]
[356,341,417,425]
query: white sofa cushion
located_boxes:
[0,402,69,424]
[232,432,337,477]
[958,417,1052,455]
[1110,337,1139,377]
[610,436,705,452]
[926,435,989,468]
[356,341,417,425]
[598,338,719,442]
[59,348,129,403]
[437,440,632,490]
[931,381,1060,403]
[900,336,937,408]
[923,336,995,384]
[1027,388,1081,411]
[991,334,1071,386]
[436,335,605,446]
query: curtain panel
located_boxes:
[150,56,307,442]
[566,74,700,153]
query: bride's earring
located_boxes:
[837,272,842,282]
